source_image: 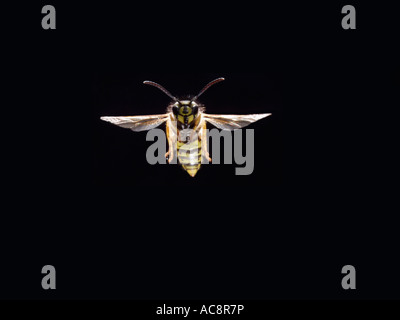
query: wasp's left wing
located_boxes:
[202,113,271,130]
[100,114,170,131]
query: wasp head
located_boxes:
[171,100,200,127]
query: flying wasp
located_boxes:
[101,77,271,177]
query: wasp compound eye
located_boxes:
[172,105,179,115]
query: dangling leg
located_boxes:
[165,120,175,164]
[200,122,211,163]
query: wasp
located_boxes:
[101,77,271,177]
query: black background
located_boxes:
[2,1,399,299]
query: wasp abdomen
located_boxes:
[177,139,202,177]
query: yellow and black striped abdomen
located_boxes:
[177,138,202,177]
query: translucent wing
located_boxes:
[202,113,271,130]
[100,114,169,132]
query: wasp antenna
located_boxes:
[193,77,225,100]
[143,80,178,101]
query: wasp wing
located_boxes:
[202,113,271,130]
[100,114,170,131]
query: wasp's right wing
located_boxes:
[100,114,170,131]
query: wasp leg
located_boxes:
[166,150,174,163]
[200,122,212,163]
[165,121,175,164]
[203,149,212,163]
